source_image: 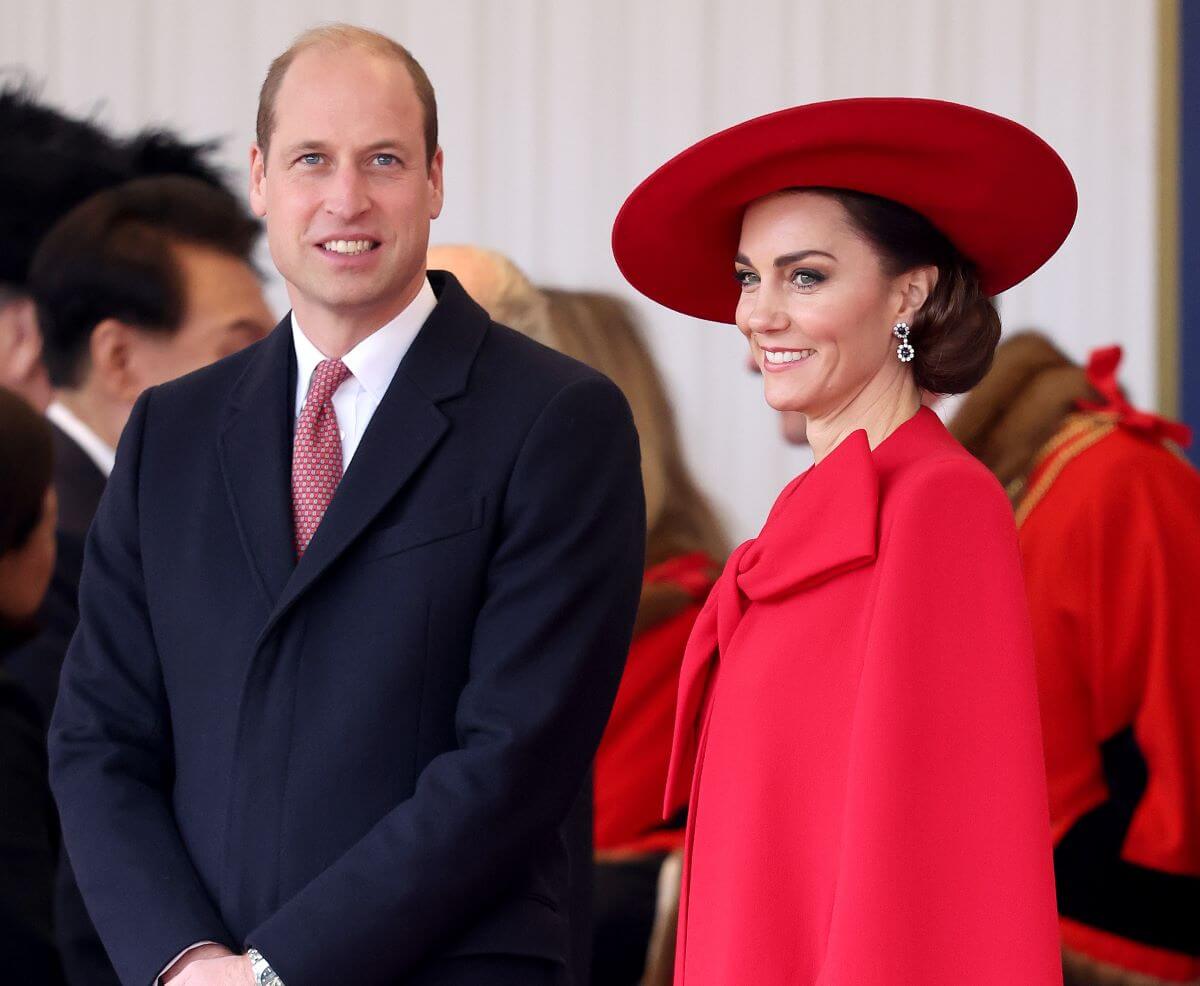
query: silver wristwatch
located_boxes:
[247,948,282,986]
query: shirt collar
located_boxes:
[291,276,438,407]
[45,400,116,477]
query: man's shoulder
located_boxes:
[474,320,613,404]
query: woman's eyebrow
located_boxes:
[734,249,837,266]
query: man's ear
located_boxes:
[249,143,268,218]
[0,297,51,409]
[427,145,445,220]
[0,296,43,379]
[88,318,143,405]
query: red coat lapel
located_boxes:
[664,430,880,815]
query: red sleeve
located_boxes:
[817,459,1062,985]
[1018,470,1107,845]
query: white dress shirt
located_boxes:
[291,277,437,471]
[46,400,116,477]
[156,277,437,985]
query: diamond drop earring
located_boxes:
[893,322,915,363]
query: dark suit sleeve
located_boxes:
[248,375,645,984]
[48,391,236,986]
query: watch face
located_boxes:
[248,950,273,986]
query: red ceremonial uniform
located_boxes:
[593,552,716,854]
[1018,349,1200,982]
[665,408,1063,985]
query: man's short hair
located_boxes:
[30,175,261,387]
[256,24,439,167]
[0,81,229,292]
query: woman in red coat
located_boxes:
[611,98,1077,985]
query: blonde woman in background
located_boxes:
[429,245,726,982]
[539,288,726,986]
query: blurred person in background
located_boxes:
[0,83,229,412]
[0,385,63,984]
[539,289,726,986]
[951,333,1200,986]
[427,244,552,343]
[8,175,274,726]
[10,174,272,986]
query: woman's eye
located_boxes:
[791,268,823,288]
[734,269,759,287]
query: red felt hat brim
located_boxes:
[611,98,1077,324]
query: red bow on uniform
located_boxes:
[1076,346,1193,448]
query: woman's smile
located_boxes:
[760,347,816,371]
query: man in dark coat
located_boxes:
[49,23,643,986]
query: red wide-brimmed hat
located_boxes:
[612,98,1077,323]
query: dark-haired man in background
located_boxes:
[9,174,274,726]
[0,85,252,724]
[0,84,230,413]
[11,174,273,986]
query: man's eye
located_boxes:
[299,153,323,165]
[374,153,397,166]
[734,269,759,287]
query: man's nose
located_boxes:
[324,165,371,220]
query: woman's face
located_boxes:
[735,190,915,418]
[0,487,56,624]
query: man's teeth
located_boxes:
[322,239,375,255]
[764,350,814,364]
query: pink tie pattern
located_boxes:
[292,358,351,557]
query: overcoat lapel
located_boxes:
[218,318,297,608]
[262,376,447,639]
[259,273,489,643]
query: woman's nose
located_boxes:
[744,293,790,334]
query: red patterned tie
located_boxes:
[292,358,352,557]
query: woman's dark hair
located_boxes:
[814,187,1001,395]
[0,386,54,556]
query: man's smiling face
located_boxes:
[249,45,443,328]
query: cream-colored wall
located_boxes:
[0,0,1159,540]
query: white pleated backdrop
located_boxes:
[0,0,1161,540]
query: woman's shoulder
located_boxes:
[886,442,1009,519]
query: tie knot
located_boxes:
[308,359,351,404]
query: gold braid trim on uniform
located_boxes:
[1015,413,1118,529]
